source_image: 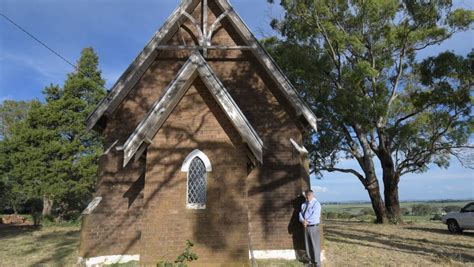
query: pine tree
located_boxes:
[0,100,36,212]
[3,48,106,217]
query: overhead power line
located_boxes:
[0,12,109,91]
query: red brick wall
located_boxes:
[79,52,190,258]
[79,152,145,257]
[80,0,309,263]
[140,80,249,265]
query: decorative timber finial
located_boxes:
[156,0,252,57]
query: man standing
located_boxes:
[299,189,322,267]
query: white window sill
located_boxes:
[187,203,206,210]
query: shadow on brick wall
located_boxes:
[80,2,311,262]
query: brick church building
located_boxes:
[79,0,318,265]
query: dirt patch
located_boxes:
[0,214,30,225]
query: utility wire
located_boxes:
[0,12,109,90]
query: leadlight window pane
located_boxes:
[187,157,207,208]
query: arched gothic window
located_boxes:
[181,150,212,209]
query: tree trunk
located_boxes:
[365,175,387,223]
[351,125,388,223]
[42,196,54,217]
[378,147,403,224]
[383,172,402,223]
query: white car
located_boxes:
[442,202,474,233]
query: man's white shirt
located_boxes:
[299,198,321,225]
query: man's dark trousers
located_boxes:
[304,225,321,267]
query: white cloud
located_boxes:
[312,186,329,193]
[2,51,70,82]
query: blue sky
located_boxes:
[1,0,473,202]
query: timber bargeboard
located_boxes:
[86,0,318,132]
[120,52,264,167]
[85,0,198,131]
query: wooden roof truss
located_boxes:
[120,52,263,167]
[86,0,318,133]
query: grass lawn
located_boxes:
[0,224,79,266]
[1,220,473,266]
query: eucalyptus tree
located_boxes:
[266,0,473,223]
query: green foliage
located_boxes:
[360,207,375,216]
[322,211,355,220]
[157,240,199,267]
[323,211,338,219]
[266,0,473,221]
[175,240,198,264]
[400,207,410,216]
[267,0,473,174]
[411,204,436,216]
[0,100,36,140]
[0,47,105,217]
[0,100,38,212]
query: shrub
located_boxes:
[443,205,462,213]
[400,207,410,216]
[338,212,352,219]
[324,211,337,219]
[157,240,198,267]
[359,208,375,216]
[411,204,436,216]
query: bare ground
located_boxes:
[0,220,473,266]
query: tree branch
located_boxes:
[397,110,464,173]
[319,167,366,185]
[307,12,343,87]
[378,20,410,127]
[340,123,364,161]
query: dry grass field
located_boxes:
[323,220,474,267]
[0,220,473,266]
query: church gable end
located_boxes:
[80,1,316,265]
[120,52,263,167]
[86,0,318,133]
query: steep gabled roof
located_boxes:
[86,0,200,131]
[120,52,263,167]
[86,0,318,132]
[213,0,318,132]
